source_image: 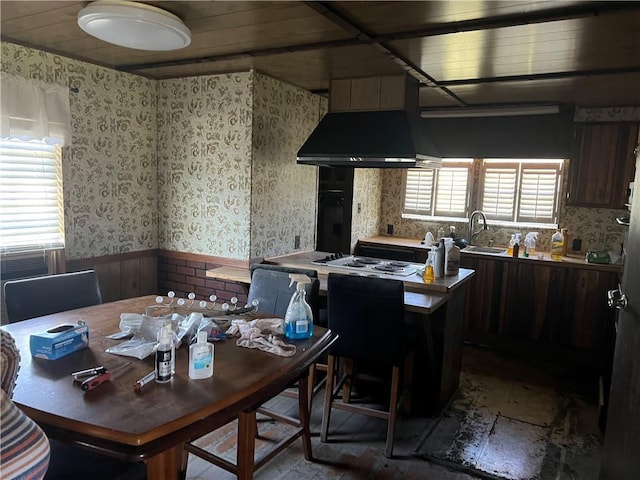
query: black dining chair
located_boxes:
[321,272,414,458]
[4,270,103,323]
[184,263,323,476]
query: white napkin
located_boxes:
[226,318,295,357]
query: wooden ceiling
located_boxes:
[2,1,639,108]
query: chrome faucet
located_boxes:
[468,210,488,245]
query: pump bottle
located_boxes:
[189,331,214,379]
[284,274,313,340]
[155,324,173,383]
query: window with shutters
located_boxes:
[481,159,563,225]
[402,158,564,227]
[403,159,473,219]
[0,138,64,254]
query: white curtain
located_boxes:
[0,72,71,145]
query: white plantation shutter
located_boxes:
[0,139,64,253]
[518,165,560,222]
[404,160,472,218]
[404,169,434,215]
[481,159,562,224]
[434,167,469,216]
[482,166,517,220]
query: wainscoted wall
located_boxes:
[351,169,383,251]
[250,72,324,259]
[1,42,158,261]
[156,73,253,260]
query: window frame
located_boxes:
[402,159,473,221]
[0,138,65,255]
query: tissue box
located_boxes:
[30,323,89,360]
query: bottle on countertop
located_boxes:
[433,238,446,278]
[512,233,520,258]
[189,330,214,380]
[446,242,460,276]
[507,234,516,256]
[284,274,313,340]
[551,229,565,261]
[449,225,456,238]
[423,250,435,283]
[523,232,538,257]
[155,324,173,383]
[437,226,446,240]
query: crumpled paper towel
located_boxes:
[226,318,295,357]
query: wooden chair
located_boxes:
[321,273,414,458]
[4,270,102,323]
[183,264,322,476]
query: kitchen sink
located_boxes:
[462,245,507,255]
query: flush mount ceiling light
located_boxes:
[77,0,191,51]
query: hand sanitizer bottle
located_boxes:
[284,274,313,340]
[189,331,214,380]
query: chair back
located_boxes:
[248,264,320,320]
[4,270,102,323]
[327,273,406,365]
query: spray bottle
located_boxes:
[284,274,313,340]
[155,324,173,383]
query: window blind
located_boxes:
[481,160,562,224]
[0,139,64,253]
[404,169,434,215]
[434,167,469,216]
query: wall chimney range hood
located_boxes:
[296,110,442,168]
[297,75,442,169]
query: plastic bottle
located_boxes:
[155,324,173,383]
[433,238,445,278]
[449,226,456,238]
[512,233,520,258]
[523,232,538,257]
[437,226,445,240]
[507,234,516,256]
[561,228,569,256]
[423,250,435,283]
[189,330,214,379]
[446,243,460,276]
[284,274,313,340]
[551,229,565,261]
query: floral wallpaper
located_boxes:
[156,73,253,259]
[1,42,158,261]
[250,73,324,259]
[351,169,383,251]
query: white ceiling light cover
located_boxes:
[77,0,191,51]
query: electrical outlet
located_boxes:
[572,238,582,251]
[294,235,300,249]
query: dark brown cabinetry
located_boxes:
[567,122,639,208]
[461,255,619,354]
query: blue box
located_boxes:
[30,323,89,360]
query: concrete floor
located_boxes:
[185,345,603,480]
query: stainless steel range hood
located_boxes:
[297,75,442,169]
[296,110,442,168]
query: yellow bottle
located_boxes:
[423,251,435,283]
[551,229,564,261]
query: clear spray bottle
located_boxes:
[284,274,313,340]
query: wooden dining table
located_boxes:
[2,295,336,480]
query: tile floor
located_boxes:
[184,344,603,480]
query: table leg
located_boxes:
[298,370,313,461]
[145,444,181,480]
[236,410,257,480]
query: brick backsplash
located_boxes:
[158,255,248,305]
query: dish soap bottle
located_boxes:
[284,274,313,340]
[423,250,435,283]
[189,330,214,379]
[551,229,565,261]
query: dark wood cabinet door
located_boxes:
[568,123,638,208]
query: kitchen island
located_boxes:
[264,250,475,416]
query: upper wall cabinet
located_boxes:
[567,122,639,208]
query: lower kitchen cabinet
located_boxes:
[461,255,620,355]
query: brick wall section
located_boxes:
[158,255,248,305]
